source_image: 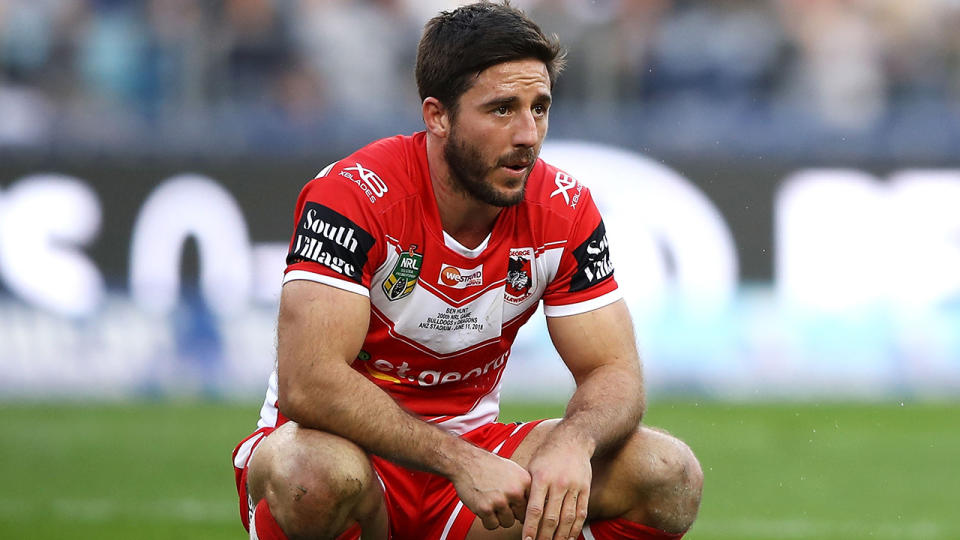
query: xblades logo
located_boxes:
[343,162,388,198]
[550,171,581,207]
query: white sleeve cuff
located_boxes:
[543,289,622,318]
[283,270,369,297]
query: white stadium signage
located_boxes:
[1,143,959,397]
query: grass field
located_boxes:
[0,399,956,539]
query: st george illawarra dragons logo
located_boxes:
[504,247,536,305]
[382,245,422,301]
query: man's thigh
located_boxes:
[464,419,560,539]
[243,422,387,539]
[240,420,556,539]
[418,420,548,540]
[246,422,378,503]
[465,420,685,539]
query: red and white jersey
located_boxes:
[255,131,620,435]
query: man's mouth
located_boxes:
[498,149,535,173]
[503,163,529,172]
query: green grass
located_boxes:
[0,400,956,539]
[645,401,959,539]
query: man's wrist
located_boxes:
[547,420,598,457]
[433,432,481,480]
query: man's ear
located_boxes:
[422,97,450,138]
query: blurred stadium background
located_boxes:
[1,1,958,538]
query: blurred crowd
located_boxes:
[2,0,960,156]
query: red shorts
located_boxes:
[232,420,544,540]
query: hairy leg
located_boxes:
[466,420,703,539]
[587,425,703,532]
[247,422,388,540]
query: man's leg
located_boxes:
[580,424,703,538]
[246,422,389,540]
[467,420,703,539]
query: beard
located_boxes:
[443,125,536,208]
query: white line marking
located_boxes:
[439,500,465,540]
[0,498,237,523]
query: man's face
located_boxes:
[443,59,552,208]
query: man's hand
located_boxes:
[521,437,592,540]
[450,448,532,530]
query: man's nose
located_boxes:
[512,110,539,147]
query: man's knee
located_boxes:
[627,427,703,532]
[593,426,702,534]
[248,423,378,538]
[645,429,702,499]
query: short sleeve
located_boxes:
[541,187,621,316]
[283,171,386,297]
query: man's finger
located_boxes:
[570,487,590,540]
[496,504,516,529]
[511,497,527,523]
[553,490,579,540]
[522,480,548,540]
[510,479,529,522]
[537,487,565,540]
[480,508,500,531]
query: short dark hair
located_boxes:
[416,1,565,115]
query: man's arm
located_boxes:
[277,280,531,530]
[522,299,644,540]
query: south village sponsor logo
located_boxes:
[570,220,614,292]
[382,244,422,301]
[287,202,375,282]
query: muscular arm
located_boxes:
[523,299,644,540]
[277,280,530,529]
[277,280,458,471]
[547,298,645,455]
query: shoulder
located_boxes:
[304,134,421,209]
[524,158,594,220]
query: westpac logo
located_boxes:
[438,263,483,289]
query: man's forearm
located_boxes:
[279,362,476,479]
[275,281,480,480]
[552,363,645,457]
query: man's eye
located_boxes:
[496,105,509,115]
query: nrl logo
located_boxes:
[382,244,422,301]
